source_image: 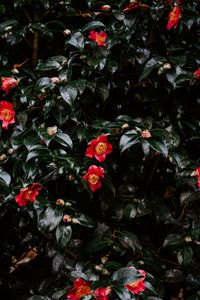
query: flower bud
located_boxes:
[0,154,6,161]
[63,215,72,223]
[63,29,71,37]
[11,68,19,75]
[95,264,103,271]
[68,174,76,181]
[121,123,129,130]
[50,77,60,84]
[5,26,12,32]
[7,148,14,154]
[141,129,151,139]
[101,5,111,11]
[47,126,57,136]
[163,63,172,70]
[184,236,192,243]
[158,66,164,75]
[56,198,65,206]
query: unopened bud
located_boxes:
[56,198,65,206]
[5,26,12,32]
[95,264,103,271]
[63,29,71,37]
[62,59,68,66]
[121,123,129,130]
[63,215,72,223]
[68,174,76,181]
[101,5,111,11]
[0,154,6,161]
[50,77,60,84]
[7,148,14,154]
[184,236,192,243]
[141,129,151,139]
[47,126,57,136]
[158,66,164,75]
[163,63,172,70]
[101,255,109,264]
[138,260,145,265]
[11,68,19,75]
[71,218,79,224]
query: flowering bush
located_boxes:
[0,0,200,299]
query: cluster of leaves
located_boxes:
[0,0,200,299]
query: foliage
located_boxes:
[0,0,200,299]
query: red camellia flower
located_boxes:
[66,278,91,300]
[125,269,146,294]
[0,101,15,129]
[122,1,149,13]
[94,286,112,300]
[15,183,42,207]
[193,69,200,79]
[88,30,107,46]
[196,167,200,188]
[1,77,19,95]
[82,165,105,192]
[86,135,113,162]
[167,6,181,30]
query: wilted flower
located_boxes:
[88,30,107,46]
[125,269,146,294]
[94,286,112,300]
[15,183,42,207]
[66,278,91,300]
[82,165,105,192]
[141,129,151,139]
[167,6,181,30]
[86,135,113,162]
[0,101,15,129]
[1,77,19,94]
[56,198,65,206]
[193,69,200,79]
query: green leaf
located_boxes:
[60,83,78,105]
[27,296,51,300]
[43,206,63,231]
[67,32,84,50]
[119,130,141,152]
[163,234,184,248]
[118,231,142,252]
[123,204,137,219]
[56,225,72,248]
[0,170,11,187]
[147,139,168,157]
[54,131,73,149]
[111,267,142,285]
[139,57,165,81]
[178,245,193,266]
[112,285,132,300]
[0,19,19,32]
[82,21,106,32]
[74,214,94,228]
[84,237,111,254]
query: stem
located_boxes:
[32,31,39,68]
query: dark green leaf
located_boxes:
[43,206,63,231]
[56,225,72,248]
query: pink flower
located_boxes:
[88,30,107,46]
[82,165,105,192]
[125,269,146,294]
[15,183,42,206]
[1,77,19,95]
[196,167,200,188]
[66,278,91,300]
[86,135,113,162]
[0,101,15,129]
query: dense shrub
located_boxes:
[0,0,200,299]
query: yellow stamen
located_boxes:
[88,174,99,185]
[95,142,107,155]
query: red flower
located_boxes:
[82,165,105,192]
[66,278,91,300]
[88,30,107,46]
[167,6,181,30]
[193,69,200,79]
[94,286,112,300]
[1,77,19,95]
[125,269,146,295]
[86,135,113,162]
[196,167,200,188]
[15,183,42,206]
[101,5,111,11]
[0,101,15,129]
